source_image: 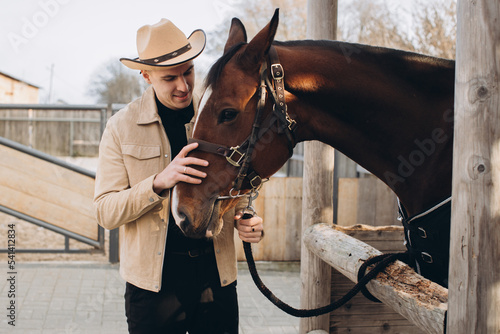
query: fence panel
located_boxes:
[0,104,110,157]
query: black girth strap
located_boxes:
[399,197,451,287]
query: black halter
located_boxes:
[189,46,297,195]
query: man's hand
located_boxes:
[235,211,264,243]
[153,142,208,194]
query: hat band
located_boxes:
[140,43,193,65]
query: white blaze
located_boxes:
[193,87,212,135]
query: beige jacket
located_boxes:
[94,86,240,292]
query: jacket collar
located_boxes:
[137,86,160,125]
[136,85,199,125]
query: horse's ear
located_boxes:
[241,8,279,69]
[224,18,247,54]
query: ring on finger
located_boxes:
[184,167,187,174]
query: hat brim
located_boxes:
[120,29,206,71]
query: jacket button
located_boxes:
[164,154,168,158]
[158,252,161,255]
[223,280,227,285]
[216,249,221,254]
[149,197,154,202]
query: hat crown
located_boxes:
[120,18,206,70]
[136,19,189,60]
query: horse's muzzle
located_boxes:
[171,187,221,239]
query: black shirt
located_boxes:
[155,96,212,253]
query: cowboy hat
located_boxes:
[120,18,206,71]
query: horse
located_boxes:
[172,9,455,287]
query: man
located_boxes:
[94,18,264,334]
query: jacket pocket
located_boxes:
[122,144,162,186]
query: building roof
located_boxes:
[0,70,40,89]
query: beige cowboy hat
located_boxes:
[120,18,206,71]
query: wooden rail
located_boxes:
[303,223,448,334]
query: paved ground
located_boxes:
[1,261,301,334]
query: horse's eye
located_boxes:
[218,109,239,124]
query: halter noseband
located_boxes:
[189,46,297,197]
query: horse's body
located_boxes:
[172,10,454,286]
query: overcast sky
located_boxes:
[0,0,239,104]
[1,0,418,104]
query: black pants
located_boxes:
[125,251,238,334]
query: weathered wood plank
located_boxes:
[337,178,358,226]
[304,223,448,334]
[0,142,98,240]
[284,177,303,260]
[0,144,94,196]
[338,177,399,227]
[449,0,500,332]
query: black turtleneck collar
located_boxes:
[155,96,194,158]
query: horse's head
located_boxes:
[172,9,294,238]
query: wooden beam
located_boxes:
[300,1,338,333]
[449,0,500,332]
[303,223,448,334]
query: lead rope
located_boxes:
[243,235,408,317]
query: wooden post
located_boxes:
[448,0,500,332]
[300,1,337,333]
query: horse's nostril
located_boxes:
[180,220,190,234]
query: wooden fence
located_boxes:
[0,104,120,156]
[235,174,399,261]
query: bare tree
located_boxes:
[339,0,456,59]
[205,0,308,62]
[412,0,456,59]
[87,59,147,104]
[205,0,456,62]
[339,0,415,51]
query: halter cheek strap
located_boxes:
[189,46,297,195]
[187,137,264,190]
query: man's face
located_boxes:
[142,61,195,110]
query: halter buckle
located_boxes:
[226,146,245,167]
[250,175,262,189]
[271,63,284,80]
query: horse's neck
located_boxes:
[278,42,455,215]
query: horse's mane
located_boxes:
[273,40,454,67]
[204,42,246,90]
[204,39,454,91]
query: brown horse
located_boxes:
[172,9,455,286]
